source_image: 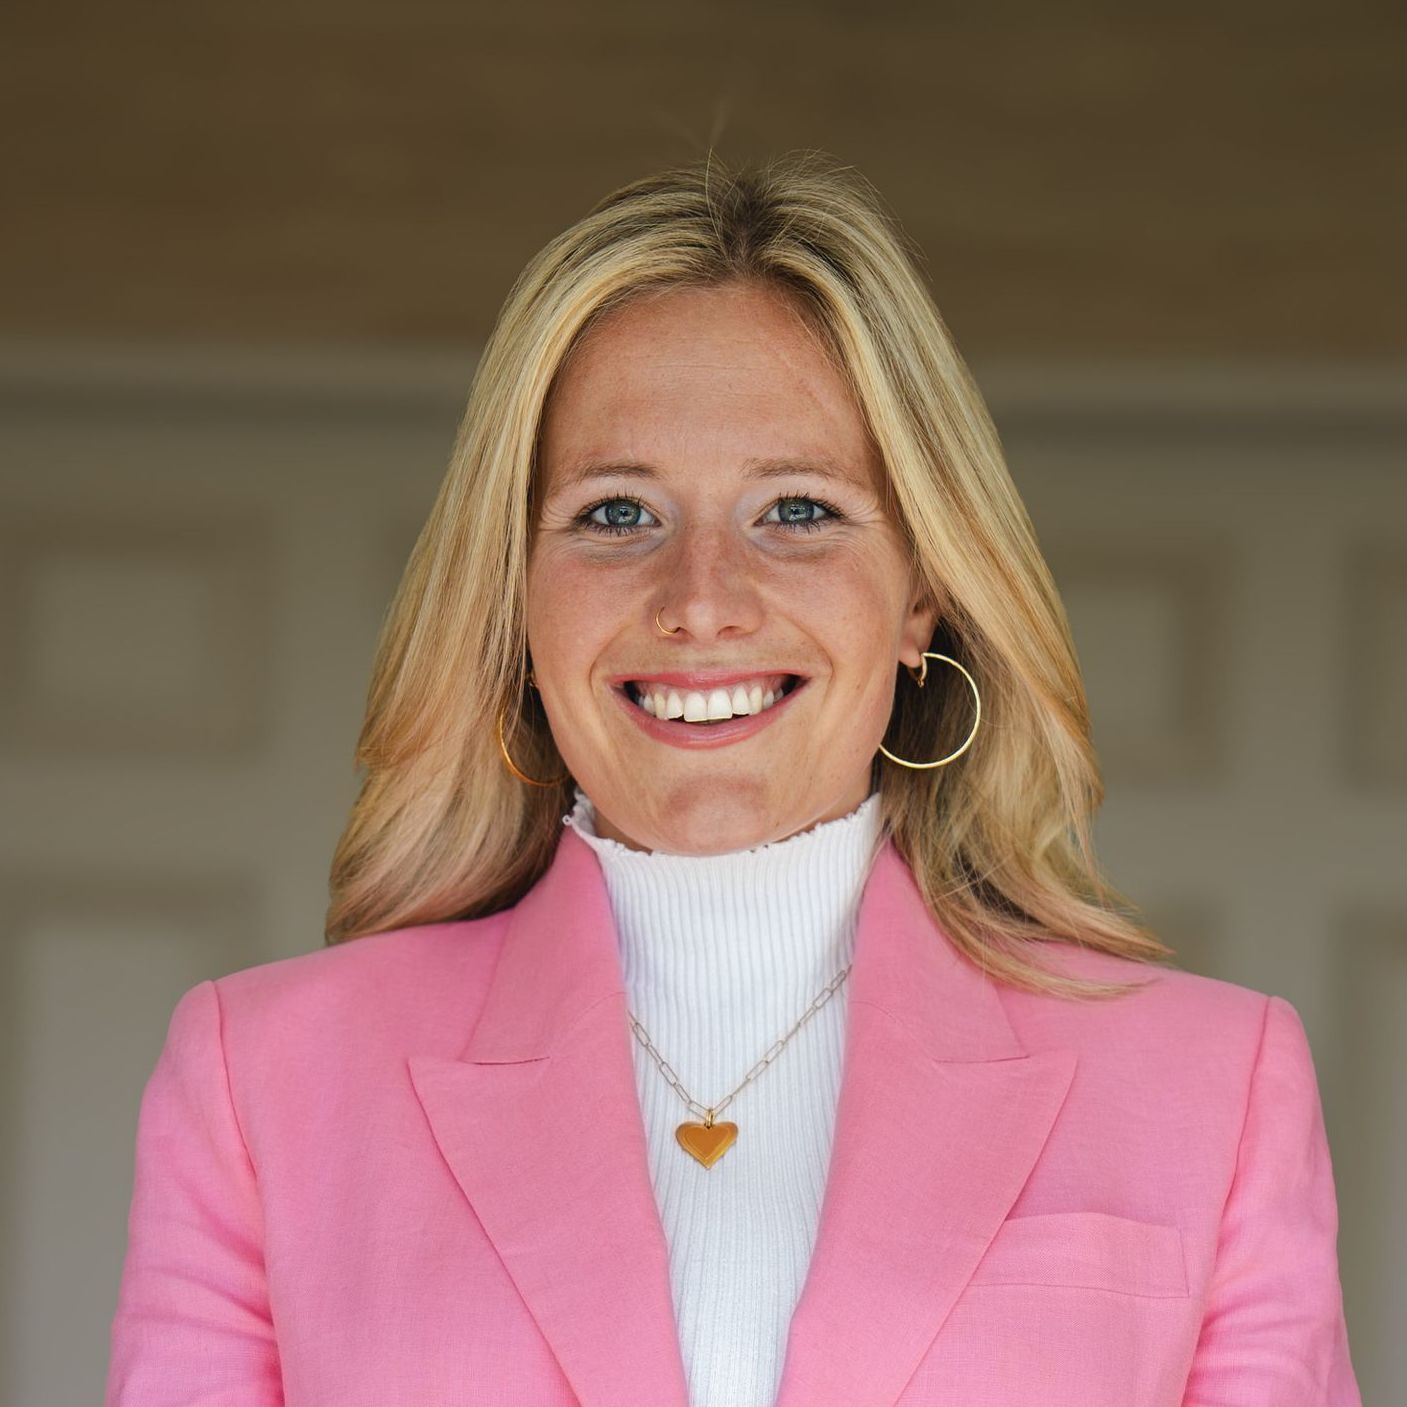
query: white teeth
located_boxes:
[631,677,796,723]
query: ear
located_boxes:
[897,585,942,671]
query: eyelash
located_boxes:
[573,492,847,538]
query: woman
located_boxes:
[106,153,1360,1406]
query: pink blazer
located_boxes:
[107,827,1361,1406]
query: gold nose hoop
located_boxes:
[656,608,681,635]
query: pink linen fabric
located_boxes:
[106,826,1361,1405]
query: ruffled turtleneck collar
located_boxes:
[563,785,885,876]
[561,786,887,1016]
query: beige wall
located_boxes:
[2,3,1402,357]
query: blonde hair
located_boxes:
[326,150,1174,999]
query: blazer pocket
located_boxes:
[968,1211,1189,1299]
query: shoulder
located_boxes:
[1001,942,1286,1101]
[201,909,512,1068]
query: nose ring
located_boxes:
[655,608,680,635]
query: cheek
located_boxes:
[525,549,628,686]
[525,550,579,668]
[804,564,904,665]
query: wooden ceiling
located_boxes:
[4,1,1402,358]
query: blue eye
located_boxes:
[762,496,839,532]
[578,495,658,536]
[574,493,844,538]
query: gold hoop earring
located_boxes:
[656,608,680,635]
[496,687,569,787]
[876,651,981,770]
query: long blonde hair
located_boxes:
[326,150,1174,999]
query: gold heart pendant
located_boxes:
[676,1120,738,1168]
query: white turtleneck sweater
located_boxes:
[562,786,887,1407]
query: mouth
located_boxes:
[608,671,811,750]
[618,673,805,725]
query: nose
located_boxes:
[654,521,765,641]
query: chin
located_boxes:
[599,796,770,855]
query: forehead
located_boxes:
[564,279,832,369]
[538,281,879,483]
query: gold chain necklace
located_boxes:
[626,963,853,1169]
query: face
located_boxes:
[526,279,938,854]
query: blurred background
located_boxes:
[1,2,1403,1402]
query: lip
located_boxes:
[609,669,805,691]
[610,676,809,750]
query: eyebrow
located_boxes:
[552,455,868,493]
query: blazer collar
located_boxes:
[409,825,1077,1407]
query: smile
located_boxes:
[610,673,808,749]
[628,673,800,721]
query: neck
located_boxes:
[562,787,886,1042]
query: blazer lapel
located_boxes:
[407,827,691,1407]
[408,824,1077,1407]
[773,839,1078,1407]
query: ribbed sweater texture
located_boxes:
[562,786,886,1407]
